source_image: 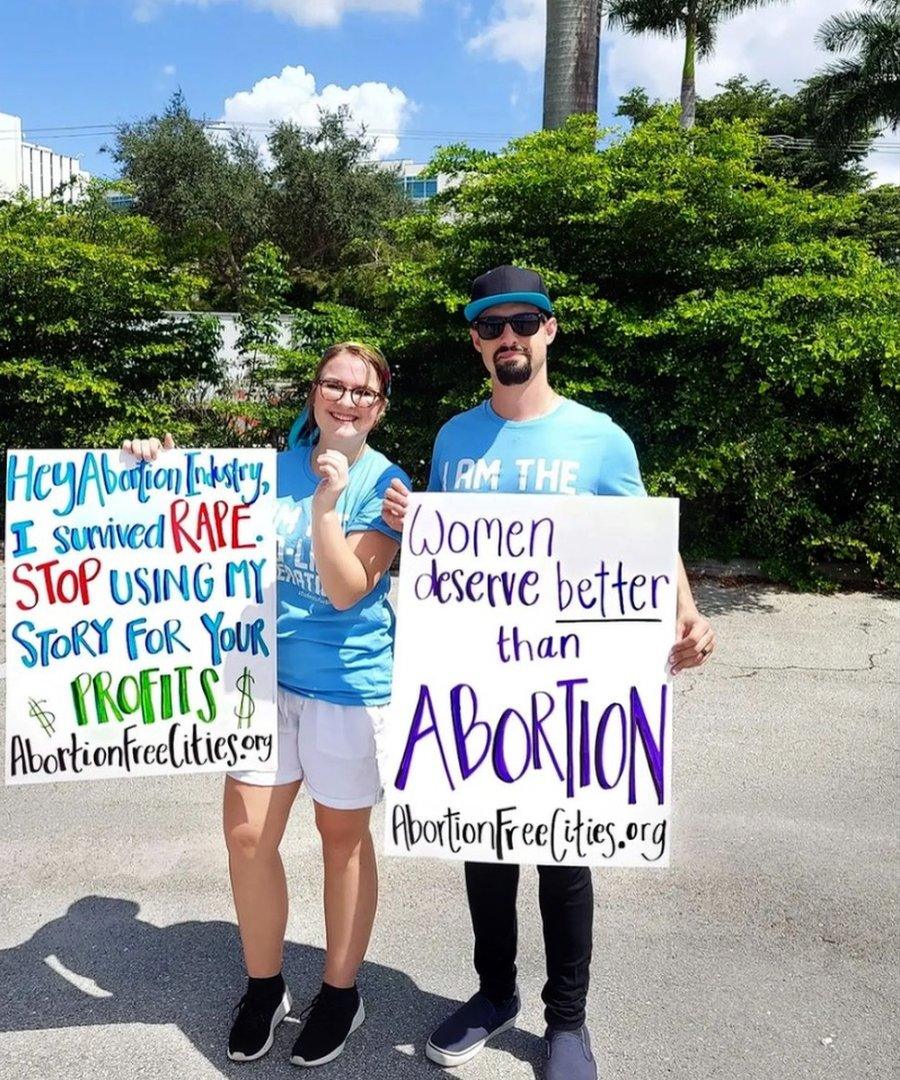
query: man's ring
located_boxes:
[701,646,711,657]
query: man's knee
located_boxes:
[537,864,593,894]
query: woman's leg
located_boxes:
[223,776,301,977]
[314,802,378,987]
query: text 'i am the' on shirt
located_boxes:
[427,398,646,496]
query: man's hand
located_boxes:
[312,449,350,513]
[383,477,411,529]
[669,606,715,676]
[121,432,175,462]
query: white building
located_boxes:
[382,159,455,202]
[167,311,297,384]
[0,111,90,203]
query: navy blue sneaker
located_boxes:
[545,1025,597,1080]
[425,990,520,1067]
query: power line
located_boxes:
[2,119,897,155]
[766,133,900,152]
[0,118,521,143]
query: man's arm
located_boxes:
[602,426,714,675]
[670,555,715,675]
[382,476,410,528]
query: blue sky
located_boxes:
[1,0,896,184]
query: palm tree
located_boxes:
[806,0,900,138]
[543,1,603,129]
[607,0,786,129]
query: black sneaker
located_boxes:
[425,989,520,1067]
[290,984,365,1067]
[227,982,292,1062]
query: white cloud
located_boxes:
[252,0,420,25]
[135,0,420,28]
[221,64,412,159]
[162,63,177,76]
[468,0,545,72]
[133,0,158,20]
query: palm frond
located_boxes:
[808,0,900,133]
[606,0,686,36]
[818,8,894,53]
[707,0,790,18]
[806,62,900,134]
[695,17,718,59]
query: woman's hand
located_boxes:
[312,449,350,513]
[382,477,410,529]
[121,432,175,462]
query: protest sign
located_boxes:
[5,449,277,785]
[384,494,679,867]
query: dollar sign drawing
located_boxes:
[235,667,255,729]
[28,699,56,737]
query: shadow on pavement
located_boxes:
[688,580,779,617]
[0,896,544,1077]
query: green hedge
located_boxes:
[340,113,900,587]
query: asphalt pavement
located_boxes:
[0,573,897,1080]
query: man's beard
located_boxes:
[493,348,532,385]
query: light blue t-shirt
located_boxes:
[427,398,646,496]
[276,447,409,705]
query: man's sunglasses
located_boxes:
[471,313,548,340]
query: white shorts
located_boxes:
[228,688,388,809]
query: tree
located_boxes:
[112,91,270,306]
[805,0,900,139]
[617,76,877,192]
[615,86,659,126]
[266,107,411,302]
[366,115,900,586]
[543,0,603,128]
[112,96,412,307]
[854,183,900,266]
[235,241,292,392]
[607,0,786,129]
[0,190,221,453]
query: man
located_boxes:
[383,265,714,1080]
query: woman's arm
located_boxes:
[312,511,399,611]
[311,449,399,611]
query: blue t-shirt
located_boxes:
[276,446,409,705]
[427,398,646,496]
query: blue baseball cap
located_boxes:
[463,264,554,322]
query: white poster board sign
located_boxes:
[384,494,679,867]
[5,449,278,785]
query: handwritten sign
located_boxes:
[383,494,679,867]
[4,449,277,785]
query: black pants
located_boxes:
[465,861,593,1031]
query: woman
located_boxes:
[124,342,408,1067]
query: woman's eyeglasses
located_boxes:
[472,313,547,340]
[315,379,384,408]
